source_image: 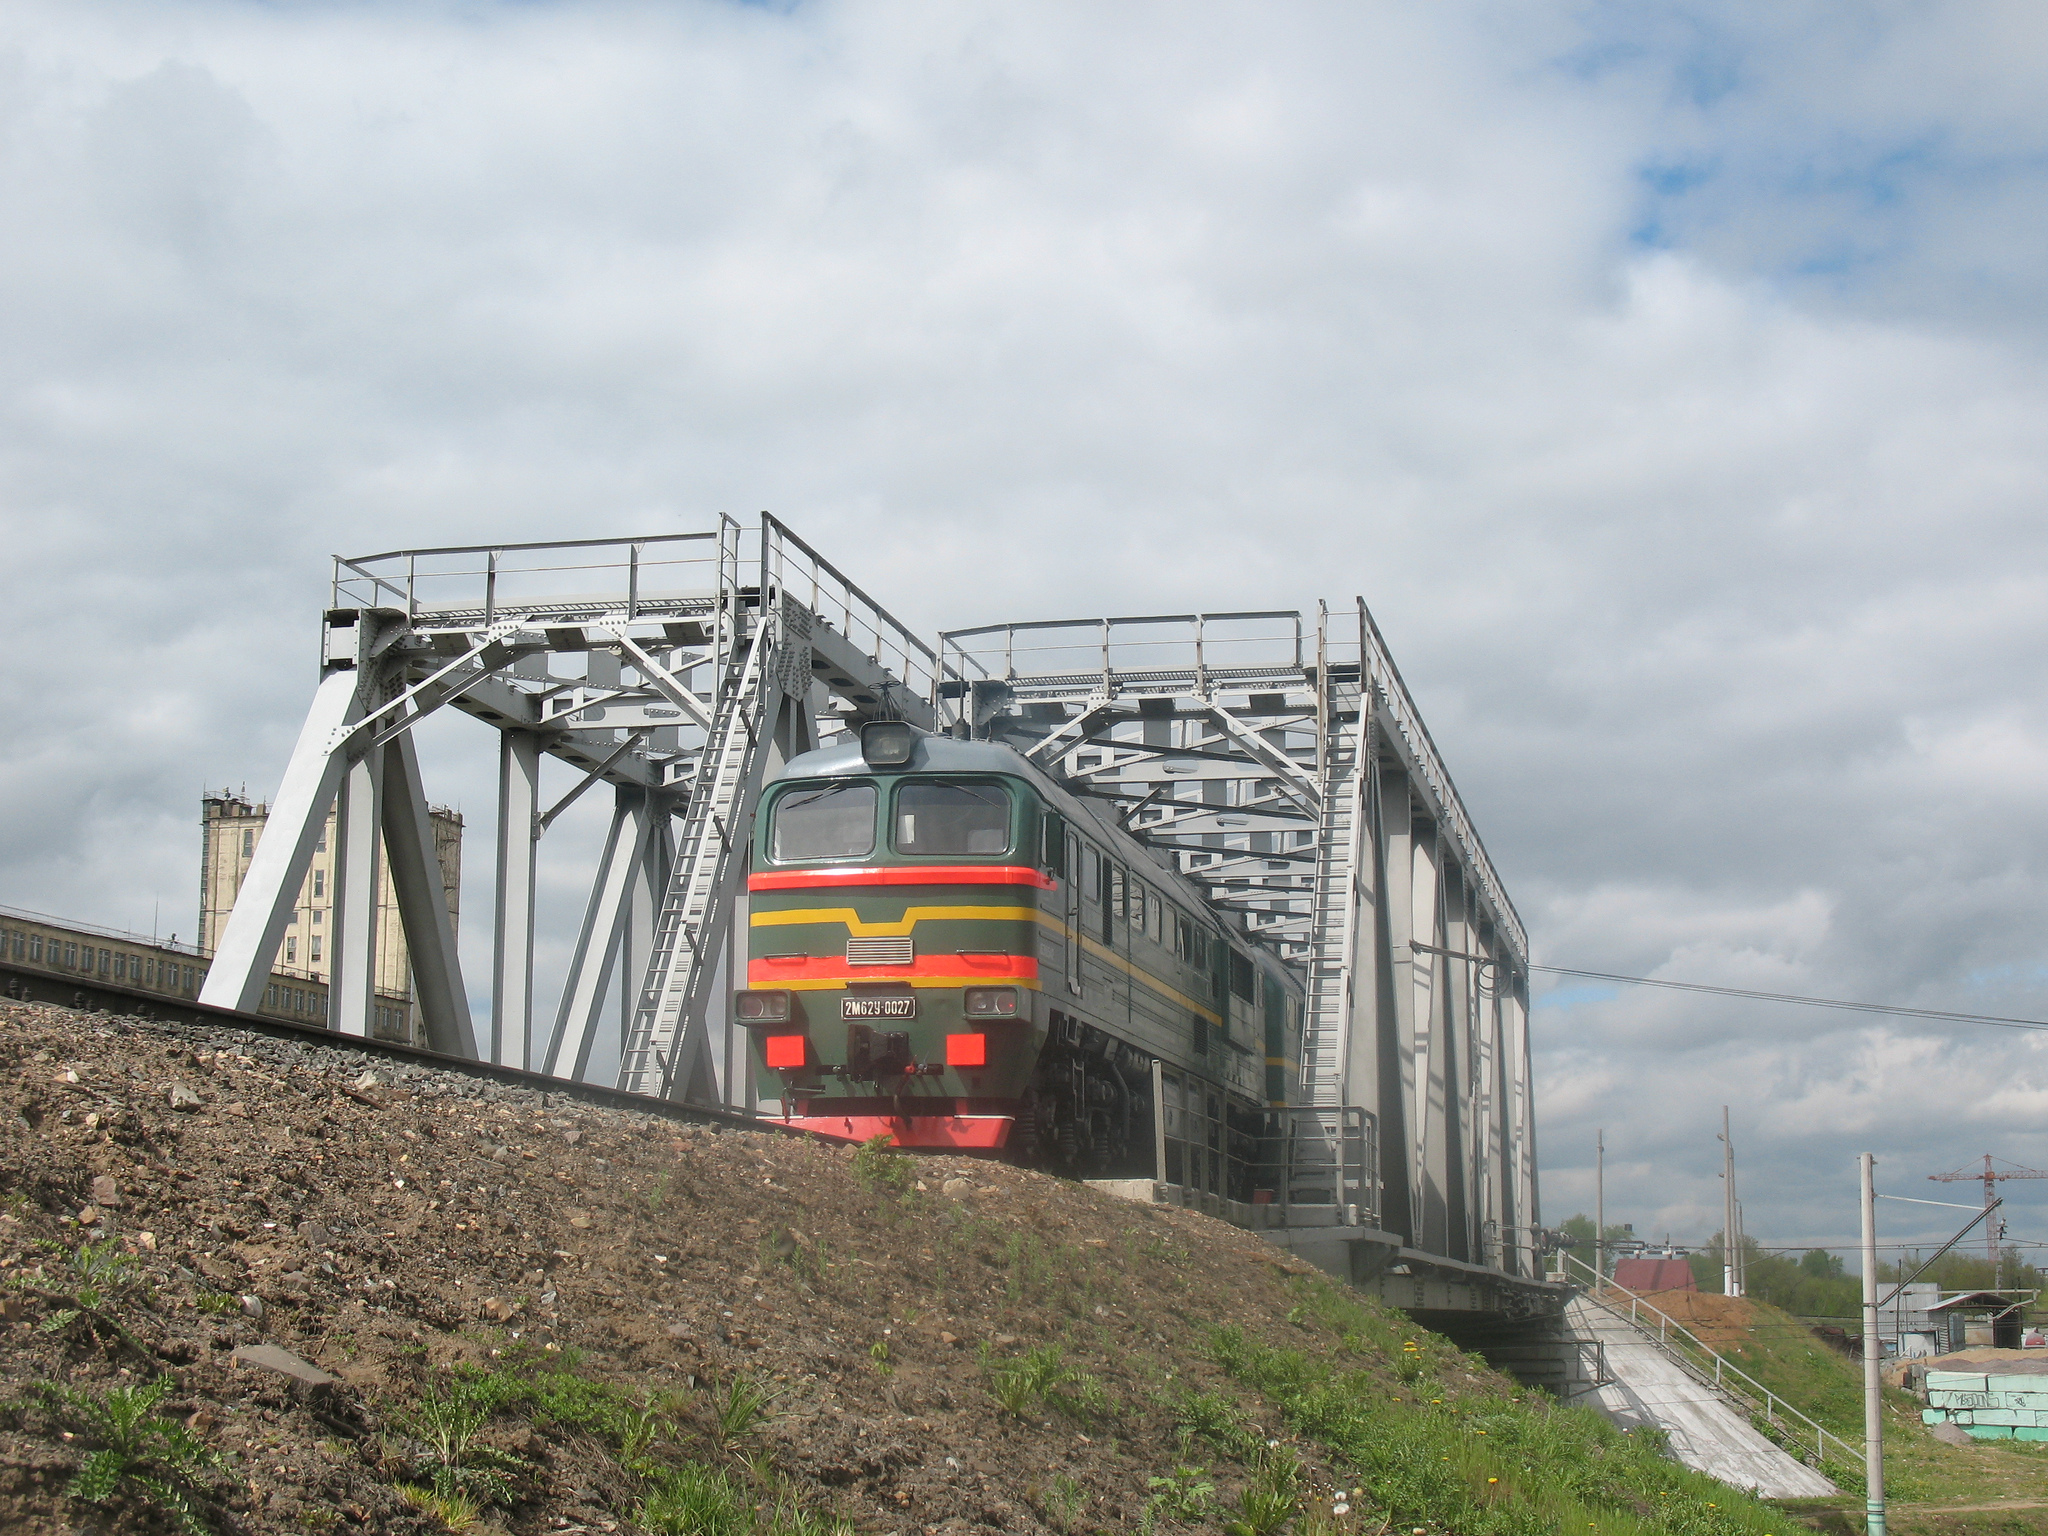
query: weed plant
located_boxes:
[984,1343,1111,1422]
[1165,1387,1260,1459]
[1225,1443,1301,1536]
[23,1377,225,1535]
[637,1461,852,1536]
[850,1135,914,1197]
[1144,1464,1217,1523]
[1031,1471,1088,1532]
[391,1382,533,1507]
[397,1482,483,1532]
[712,1374,778,1443]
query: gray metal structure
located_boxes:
[200,523,1537,1280]
[936,610,1537,1273]
[199,520,936,1103]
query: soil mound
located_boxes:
[0,1000,1793,1536]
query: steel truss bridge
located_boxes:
[199,519,1543,1285]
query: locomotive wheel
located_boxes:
[1056,1117,1081,1163]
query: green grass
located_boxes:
[1225,1284,1798,1536]
[636,1461,852,1536]
[380,1352,850,1532]
[1666,1295,2048,1515]
[982,1343,1111,1422]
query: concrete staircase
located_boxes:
[1559,1294,1838,1498]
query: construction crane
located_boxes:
[1929,1155,2048,1268]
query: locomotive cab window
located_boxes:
[892,780,1012,856]
[770,782,878,861]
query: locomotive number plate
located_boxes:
[842,995,917,1020]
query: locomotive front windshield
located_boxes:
[893,781,1011,855]
[770,782,877,860]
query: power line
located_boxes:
[1532,965,2048,1034]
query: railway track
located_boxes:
[0,957,784,1138]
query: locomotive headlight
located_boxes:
[860,720,918,766]
[962,986,1020,1018]
[734,989,793,1023]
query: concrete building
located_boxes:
[199,790,462,1041]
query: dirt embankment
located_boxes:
[1607,1289,1774,1354]
[0,998,1505,1536]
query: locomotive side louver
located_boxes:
[846,937,914,966]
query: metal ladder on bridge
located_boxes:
[616,619,772,1098]
[1298,667,1367,1109]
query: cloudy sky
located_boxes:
[5,0,2046,1264]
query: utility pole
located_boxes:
[1736,1199,1747,1296]
[1595,1128,1605,1282]
[1860,1152,1886,1536]
[1721,1106,1742,1297]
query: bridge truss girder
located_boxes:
[198,529,1541,1280]
[199,518,934,1109]
[936,609,1540,1275]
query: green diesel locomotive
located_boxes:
[734,720,1302,1192]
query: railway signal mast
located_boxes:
[1929,1154,2048,1269]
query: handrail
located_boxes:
[1559,1251,1864,1472]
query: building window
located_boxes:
[312,908,322,926]
[242,829,254,858]
[316,831,327,853]
[114,954,126,980]
[99,949,110,976]
[285,937,296,963]
[310,937,322,963]
[63,942,76,967]
[313,870,325,898]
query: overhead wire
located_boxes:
[1531,965,2048,1034]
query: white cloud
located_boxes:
[3,0,2048,1256]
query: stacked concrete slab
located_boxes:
[1922,1362,2048,1441]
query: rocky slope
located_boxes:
[0,998,1799,1536]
